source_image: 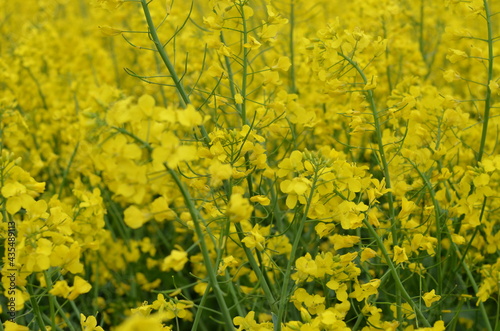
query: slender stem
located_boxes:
[419,0,426,65]
[220,32,244,121]
[27,282,47,330]
[410,159,493,331]
[337,52,401,325]
[191,284,211,331]
[58,142,79,198]
[139,0,210,145]
[363,219,431,327]
[240,3,249,125]
[43,272,57,330]
[477,0,494,163]
[275,171,319,331]
[167,167,235,331]
[234,222,278,315]
[289,0,297,94]
[140,0,188,106]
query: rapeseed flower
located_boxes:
[422,290,441,307]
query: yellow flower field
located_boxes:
[1,0,500,330]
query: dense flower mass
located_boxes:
[1,0,500,330]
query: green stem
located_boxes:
[337,52,401,325]
[43,272,57,330]
[139,0,209,145]
[234,222,278,315]
[410,160,493,331]
[275,171,319,331]
[58,142,79,198]
[477,0,494,163]
[27,282,47,330]
[240,3,249,125]
[167,167,234,331]
[363,219,432,328]
[220,32,244,123]
[289,0,297,94]
[450,243,493,331]
[191,284,212,331]
[407,161,446,317]
[336,53,397,243]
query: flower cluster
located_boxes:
[1,0,500,330]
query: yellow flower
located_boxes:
[489,80,500,95]
[443,69,461,82]
[476,271,498,304]
[277,151,304,177]
[3,321,29,331]
[292,288,326,315]
[137,94,156,117]
[81,314,104,331]
[177,105,203,128]
[271,56,291,71]
[123,205,149,229]
[319,308,348,328]
[422,289,441,307]
[98,25,122,36]
[259,24,280,43]
[203,15,224,30]
[115,312,171,331]
[209,160,232,187]
[68,276,92,300]
[266,5,288,25]
[360,247,377,262]
[50,242,84,274]
[217,255,239,275]
[349,279,381,302]
[446,48,468,63]
[280,177,311,209]
[414,320,445,331]
[241,224,266,251]
[325,280,348,302]
[393,245,408,264]
[328,234,360,250]
[250,195,270,206]
[243,36,262,50]
[227,193,253,223]
[50,280,73,298]
[50,276,91,300]
[234,93,243,104]
[294,253,316,282]
[161,250,188,272]
[233,311,259,330]
[364,75,378,90]
[398,197,417,220]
